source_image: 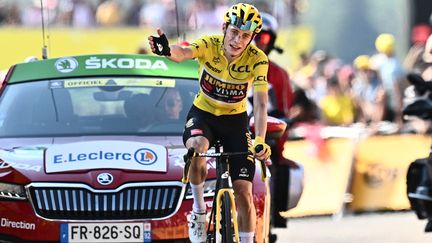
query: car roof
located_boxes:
[6,54,199,84]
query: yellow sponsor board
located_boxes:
[0,28,152,70]
[281,134,431,217]
[282,137,356,217]
[0,26,314,72]
[349,134,431,211]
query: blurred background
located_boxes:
[1,0,432,239]
[0,0,429,71]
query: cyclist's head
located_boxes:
[224,3,263,34]
[254,12,278,55]
[222,3,262,60]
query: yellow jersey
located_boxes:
[190,35,269,116]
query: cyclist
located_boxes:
[254,12,294,229]
[148,3,271,243]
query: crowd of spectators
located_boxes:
[290,26,432,136]
[0,0,301,33]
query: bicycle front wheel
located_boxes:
[220,191,235,243]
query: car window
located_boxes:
[0,77,198,137]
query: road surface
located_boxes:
[272,211,432,243]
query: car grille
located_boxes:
[26,182,185,220]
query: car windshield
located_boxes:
[0,77,198,137]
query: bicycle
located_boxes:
[182,140,268,243]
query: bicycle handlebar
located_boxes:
[254,144,263,153]
[186,149,252,158]
[182,148,268,183]
[253,145,267,181]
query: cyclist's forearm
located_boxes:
[253,91,268,138]
[167,45,193,62]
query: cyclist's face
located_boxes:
[223,25,254,59]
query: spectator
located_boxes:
[404,24,432,73]
[422,34,432,81]
[136,44,148,55]
[352,55,386,134]
[187,0,220,29]
[403,34,432,134]
[124,0,143,26]
[140,0,176,35]
[96,0,122,27]
[71,0,95,28]
[0,2,21,25]
[373,33,405,128]
[289,88,320,124]
[336,64,355,96]
[318,76,356,126]
[21,1,43,27]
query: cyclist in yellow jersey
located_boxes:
[148,3,271,243]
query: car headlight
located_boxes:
[0,182,27,200]
[185,179,216,199]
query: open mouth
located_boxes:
[230,44,241,51]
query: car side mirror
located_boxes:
[249,116,287,140]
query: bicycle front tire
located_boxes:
[220,191,234,243]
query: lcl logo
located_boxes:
[231,64,250,73]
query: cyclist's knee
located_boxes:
[233,181,253,205]
[186,136,209,153]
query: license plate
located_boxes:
[60,222,150,242]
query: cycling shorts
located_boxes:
[183,105,255,182]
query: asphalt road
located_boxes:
[272,211,432,243]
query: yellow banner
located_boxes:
[349,134,431,211]
[0,28,152,70]
[282,137,356,217]
[0,26,314,73]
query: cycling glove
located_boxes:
[151,34,171,56]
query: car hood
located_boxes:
[0,136,188,188]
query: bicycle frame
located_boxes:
[182,142,267,243]
[212,144,240,243]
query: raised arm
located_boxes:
[148,28,194,62]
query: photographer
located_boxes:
[404,34,432,134]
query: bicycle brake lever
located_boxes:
[254,145,268,182]
[187,148,196,158]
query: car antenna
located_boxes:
[40,0,49,59]
[174,0,184,43]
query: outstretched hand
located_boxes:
[148,28,171,56]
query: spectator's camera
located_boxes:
[403,73,432,120]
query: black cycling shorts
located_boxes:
[183,105,255,182]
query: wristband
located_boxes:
[255,136,265,144]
